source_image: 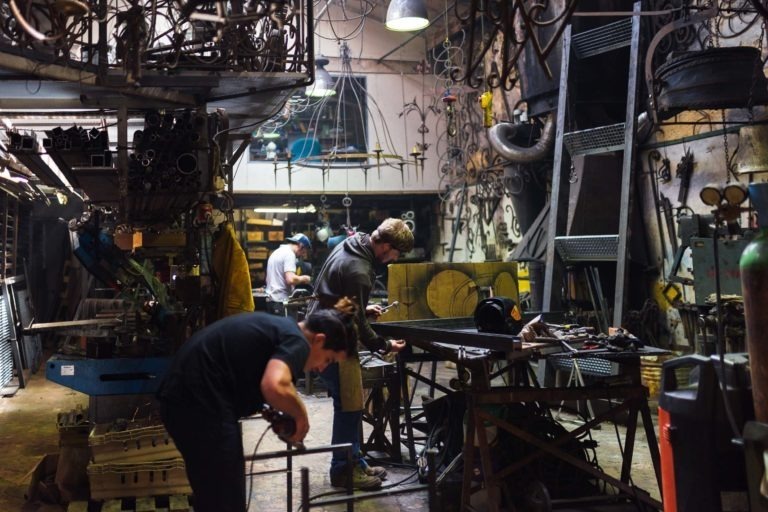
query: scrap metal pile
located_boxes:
[127,109,213,220]
[520,315,646,355]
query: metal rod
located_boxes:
[448,181,467,263]
[315,0,334,20]
[300,467,309,512]
[427,449,437,512]
[286,442,293,512]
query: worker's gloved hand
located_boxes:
[366,304,383,319]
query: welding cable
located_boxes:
[307,467,420,503]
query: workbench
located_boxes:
[373,317,666,511]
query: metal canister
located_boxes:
[739,182,768,423]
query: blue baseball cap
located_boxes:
[286,233,311,250]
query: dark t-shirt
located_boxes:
[157,313,309,420]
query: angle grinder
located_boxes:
[261,405,305,450]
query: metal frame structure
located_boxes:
[244,439,438,512]
[374,318,664,511]
[543,4,643,329]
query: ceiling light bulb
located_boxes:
[385,0,429,32]
[306,56,336,98]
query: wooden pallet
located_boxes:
[67,494,191,512]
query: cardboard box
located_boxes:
[246,231,265,242]
[385,261,519,321]
[247,218,284,227]
[248,248,270,260]
[143,232,187,247]
[25,453,61,505]
[267,230,284,241]
[114,232,143,251]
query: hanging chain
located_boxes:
[568,162,578,183]
[721,109,737,183]
[705,1,716,49]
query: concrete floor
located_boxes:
[1,362,663,512]
[0,369,88,512]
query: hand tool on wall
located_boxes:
[676,149,694,207]
[660,193,679,253]
[647,150,669,260]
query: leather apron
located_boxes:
[338,357,364,412]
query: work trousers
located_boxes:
[320,361,365,476]
[160,402,246,512]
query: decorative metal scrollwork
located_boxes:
[2,0,311,82]
[452,0,579,90]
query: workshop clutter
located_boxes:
[86,417,190,500]
[640,353,688,400]
[126,109,215,221]
[55,407,91,502]
[87,459,190,500]
[89,418,181,463]
[42,125,111,167]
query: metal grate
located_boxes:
[572,18,632,58]
[0,290,12,388]
[554,235,619,263]
[548,356,619,377]
[563,123,626,156]
[17,290,41,373]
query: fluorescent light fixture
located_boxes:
[306,56,336,98]
[386,0,429,31]
[253,205,317,214]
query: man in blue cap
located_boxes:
[265,233,312,315]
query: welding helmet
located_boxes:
[474,297,524,335]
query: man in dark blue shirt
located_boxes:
[158,301,357,512]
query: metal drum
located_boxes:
[655,47,768,120]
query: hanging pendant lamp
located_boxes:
[385,0,429,32]
[306,56,336,98]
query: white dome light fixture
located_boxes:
[306,56,336,98]
[385,0,429,32]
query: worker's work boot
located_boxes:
[330,466,382,490]
[364,465,388,480]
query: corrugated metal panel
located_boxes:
[0,290,13,388]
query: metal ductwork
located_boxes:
[490,111,652,163]
[488,114,556,164]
